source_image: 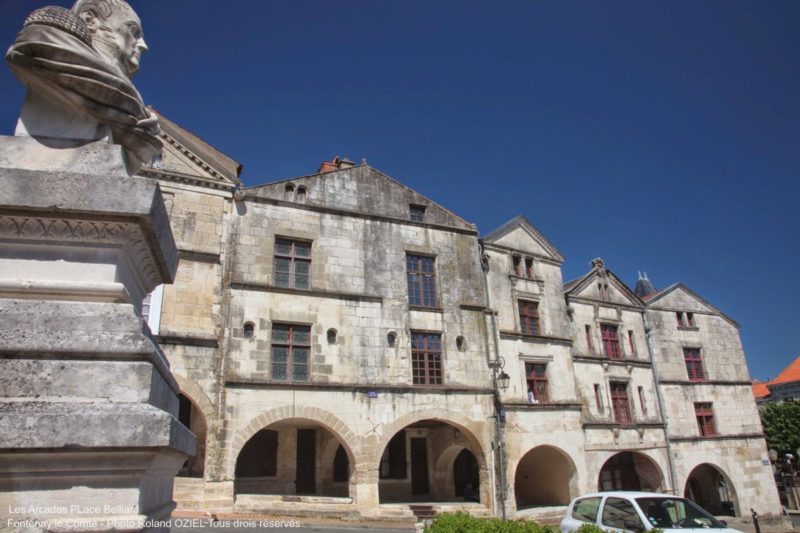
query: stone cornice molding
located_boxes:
[499,330,573,345]
[0,212,163,293]
[566,295,644,312]
[669,433,765,443]
[481,241,563,267]
[229,281,383,303]
[225,379,494,395]
[658,379,753,386]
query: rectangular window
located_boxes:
[411,332,442,385]
[585,325,594,350]
[695,402,716,436]
[594,384,604,412]
[525,363,549,403]
[274,238,311,289]
[686,312,696,327]
[518,300,541,336]
[628,330,637,354]
[380,430,407,479]
[676,312,685,327]
[271,324,310,382]
[525,257,534,278]
[406,254,437,307]
[684,348,706,381]
[601,324,621,359]
[610,382,633,424]
[512,255,523,276]
[409,204,426,222]
[638,386,647,415]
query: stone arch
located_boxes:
[511,445,578,509]
[684,463,739,516]
[597,451,664,492]
[173,375,214,477]
[369,408,486,468]
[228,405,358,480]
[173,374,215,426]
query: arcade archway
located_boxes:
[685,464,738,516]
[598,451,663,492]
[514,445,577,509]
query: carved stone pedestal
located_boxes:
[0,136,194,532]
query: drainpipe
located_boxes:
[479,241,508,520]
[642,311,679,494]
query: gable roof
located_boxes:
[245,163,476,231]
[563,258,645,307]
[142,109,242,186]
[752,380,771,399]
[481,215,564,263]
[645,283,738,328]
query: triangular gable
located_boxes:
[646,283,738,327]
[773,356,800,385]
[246,164,476,231]
[138,110,241,187]
[564,259,644,307]
[482,215,563,263]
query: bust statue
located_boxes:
[6,0,161,173]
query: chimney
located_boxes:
[317,156,356,173]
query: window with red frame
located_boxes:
[684,348,706,381]
[601,325,621,359]
[406,254,437,307]
[695,402,716,436]
[525,363,549,403]
[518,300,540,336]
[610,382,633,424]
[628,330,637,355]
[411,332,442,385]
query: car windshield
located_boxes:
[635,497,726,529]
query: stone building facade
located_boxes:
[139,115,781,520]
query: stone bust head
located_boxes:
[72,0,148,79]
[6,0,162,173]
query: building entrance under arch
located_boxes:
[514,445,577,509]
[234,420,352,498]
[598,451,664,492]
[178,393,206,477]
[684,464,738,516]
[378,420,484,504]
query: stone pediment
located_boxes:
[482,215,563,263]
[245,164,476,231]
[646,283,735,325]
[564,260,643,307]
[137,111,241,190]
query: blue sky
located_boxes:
[1,1,798,380]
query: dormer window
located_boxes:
[296,186,307,203]
[409,204,426,222]
[284,184,295,200]
[677,312,697,329]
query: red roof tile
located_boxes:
[752,381,771,399]
[772,356,800,385]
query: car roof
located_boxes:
[573,491,679,499]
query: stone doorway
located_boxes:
[684,464,738,516]
[514,445,577,509]
[597,451,663,492]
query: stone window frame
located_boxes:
[524,361,549,404]
[511,254,536,279]
[243,321,255,339]
[270,322,311,383]
[600,323,622,359]
[677,311,699,330]
[517,298,541,336]
[273,236,311,290]
[694,402,717,437]
[410,331,443,386]
[409,204,426,222]
[609,381,633,425]
[406,253,438,308]
[683,347,707,381]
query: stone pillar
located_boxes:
[0,137,194,532]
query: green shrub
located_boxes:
[425,512,558,533]
[574,524,606,533]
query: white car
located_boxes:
[560,491,744,533]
